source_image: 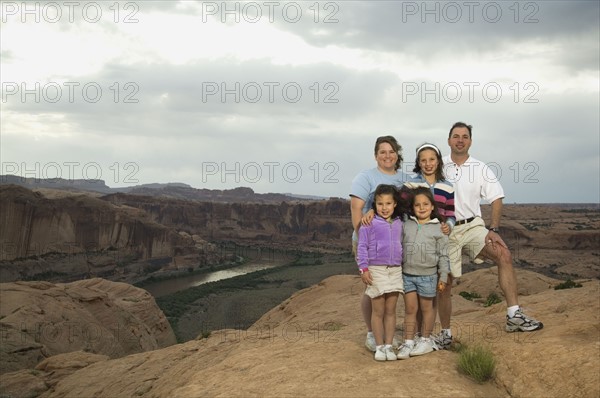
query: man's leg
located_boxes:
[437,274,453,329]
[434,227,463,349]
[479,243,518,306]
[478,238,543,331]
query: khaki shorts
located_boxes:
[365,265,404,298]
[448,217,488,278]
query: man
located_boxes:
[434,122,543,349]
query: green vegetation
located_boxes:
[484,292,502,307]
[457,344,496,383]
[289,252,324,266]
[521,223,539,231]
[156,269,275,320]
[568,224,597,231]
[294,281,309,290]
[21,271,68,281]
[155,251,355,342]
[561,208,599,214]
[554,279,583,290]
[321,321,343,332]
[459,291,502,307]
[459,291,481,301]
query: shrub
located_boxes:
[484,292,502,307]
[458,344,496,383]
[294,281,308,290]
[554,279,583,290]
[459,291,481,301]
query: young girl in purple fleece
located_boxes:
[357,184,405,361]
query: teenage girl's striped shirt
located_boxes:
[404,174,456,230]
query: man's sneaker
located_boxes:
[384,345,397,361]
[374,345,386,361]
[410,337,434,356]
[365,333,376,352]
[396,342,414,360]
[506,308,544,332]
[432,330,452,350]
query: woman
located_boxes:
[350,135,410,352]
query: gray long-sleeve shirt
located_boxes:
[402,216,450,283]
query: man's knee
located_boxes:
[495,246,514,266]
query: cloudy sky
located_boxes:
[1,1,599,203]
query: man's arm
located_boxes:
[487,198,507,249]
[489,198,503,229]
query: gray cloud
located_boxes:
[1,1,598,203]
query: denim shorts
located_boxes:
[403,273,438,297]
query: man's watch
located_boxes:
[488,227,500,233]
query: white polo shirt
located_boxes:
[442,155,505,221]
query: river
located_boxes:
[141,248,296,298]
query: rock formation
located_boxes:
[0,278,176,374]
[0,185,350,283]
[2,184,598,284]
[0,269,597,398]
[0,185,219,282]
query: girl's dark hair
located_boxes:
[374,135,403,171]
[412,143,445,182]
[371,184,407,219]
[407,186,444,222]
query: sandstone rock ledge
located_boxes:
[0,278,176,375]
[1,269,598,398]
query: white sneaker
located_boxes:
[374,345,386,361]
[384,345,397,361]
[396,342,414,360]
[506,308,544,332]
[365,333,376,352]
[410,337,434,356]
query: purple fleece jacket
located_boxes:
[357,215,403,272]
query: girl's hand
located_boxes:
[440,222,450,236]
[361,210,375,226]
[361,270,373,285]
[437,280,447,293]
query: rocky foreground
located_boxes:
[1,268,598,398]
[0,279,176,374]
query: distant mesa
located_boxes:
[0,175,326,202]
[1,174,112,193]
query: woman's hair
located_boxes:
[371,184,406,219]
[408,186,444,222]
[412,142,445,182]
[374,135,403,171]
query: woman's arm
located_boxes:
[350,195,366,233]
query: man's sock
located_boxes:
[507,305,520,318]
[441,328,452,338]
